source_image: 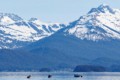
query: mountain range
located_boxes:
[0,4,120,71]
[0,13,65,49]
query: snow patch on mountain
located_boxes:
[1,16,15,25]
[29,18,66,36]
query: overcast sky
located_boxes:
[0,0,120,23]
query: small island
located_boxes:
[74,65,106,72]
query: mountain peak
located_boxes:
[88,4,115,14]
[0,13,23,21]
[29,18,47,25]
[98,4,109,8]
[29,18,40,22]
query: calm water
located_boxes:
[0,72,120,80]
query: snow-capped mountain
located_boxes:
[19,4,120,70]
[65,4,120,41]
[0,13,65,49]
